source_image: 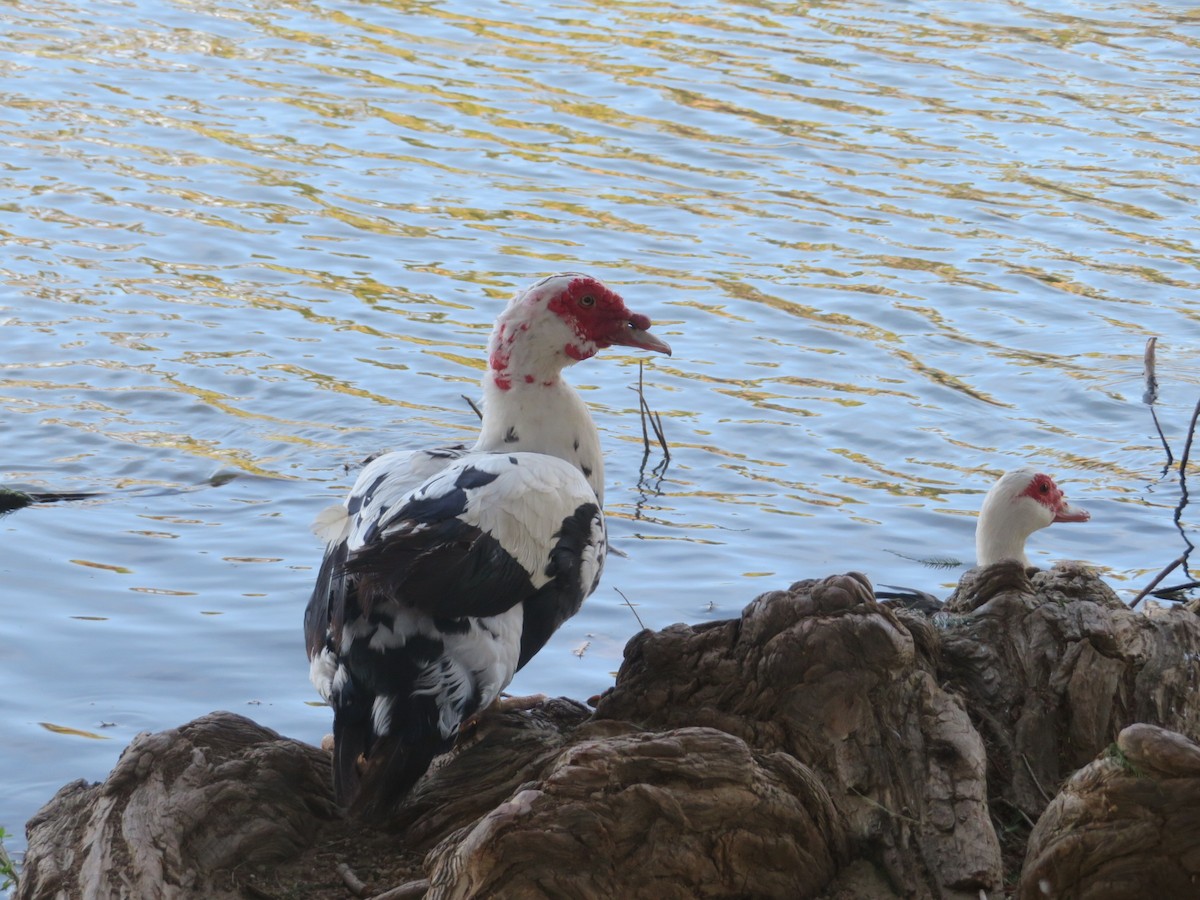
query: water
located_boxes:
[2,0,1198,862]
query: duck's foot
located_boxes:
[456,692,550,745]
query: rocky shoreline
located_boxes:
[17,563,1200,899]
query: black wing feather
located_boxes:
[517,502,600,669]
[344,516,535,620]
[342,463,538,620]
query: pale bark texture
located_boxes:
[19,713,337,899]
[16,565,1200,899]
[591,571,1001,898]
[941,560,1200,826]
[1019,723,1200,899]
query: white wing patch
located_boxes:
[308,647,339,702]
[465,461,592,585]
[338,448,467,550]
[312,504,351,544]
[380,451,600,586]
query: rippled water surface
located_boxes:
[2,0,1199,856]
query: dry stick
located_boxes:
[1020,753,1052,804]
[1143,336,1160,404]
[633,360,671,461]
[1133,394,1200,607]
[1168,393,1200,579]
[1128,554,1185,609]
[1177,393,1200,488]
[1144,337,1174,468]
[649,408,671,460]
[461,393,483,421]
[636,361,651,457]
[993,795,1038,830]
[1136,338,1194,606]
[614,586,647,631]
[337,862,373,898]
[847,786,921,824]
[1131,554,1187,609]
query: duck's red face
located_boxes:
[1021,472,1090,523]
[547,276,671,360]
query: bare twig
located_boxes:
[337,862,373,898]
[637,361,651,457]
[632,361,670,462]
[1178,393,1200,487]
[1168,394,1200,582]
[649,408,670,460]
[1144,338,1173,471]
[460,394,483,421]
[1020,754,1052,803]
[846,786,921,824]
[1140,340,1194,592]
[993,795,1038,830]
[1143,336,1159,405]
[1150,580,1200,601]
[614,586,646,631]
[1150,406,1173,473]
[1131,554,1186,609]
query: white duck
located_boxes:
[305,274,671,819]
[975,466,1090,567]
[877,467,1090,611]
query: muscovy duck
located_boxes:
[876,467,1090,611]
[305,273,671,818]
[975,467,1089,567]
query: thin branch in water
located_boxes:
[1,487,100,514]
[630,361,671,518]
[1170,394,1200,581]
[636,362,651,457]
[649,408,670,460]
[460,394,483,421]
[1150,407,1173,475]
[1144,338,1174,471]
[1178,393,1200,488]
[1140,340,1193,587]
[1143,336,1159,405]
[633,360,670,462]
[1150,580,1200,602]
[614,586,646,631]
[1131,554,1186,609]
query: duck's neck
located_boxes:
[975,520,1030,568]
[474,369,605,504]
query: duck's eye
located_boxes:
[1039,482,1049,493]
[579,295,596,308]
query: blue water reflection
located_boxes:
[1,0,1197,857]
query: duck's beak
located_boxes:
[1053,500,1090,523]
[609,314,672,355]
